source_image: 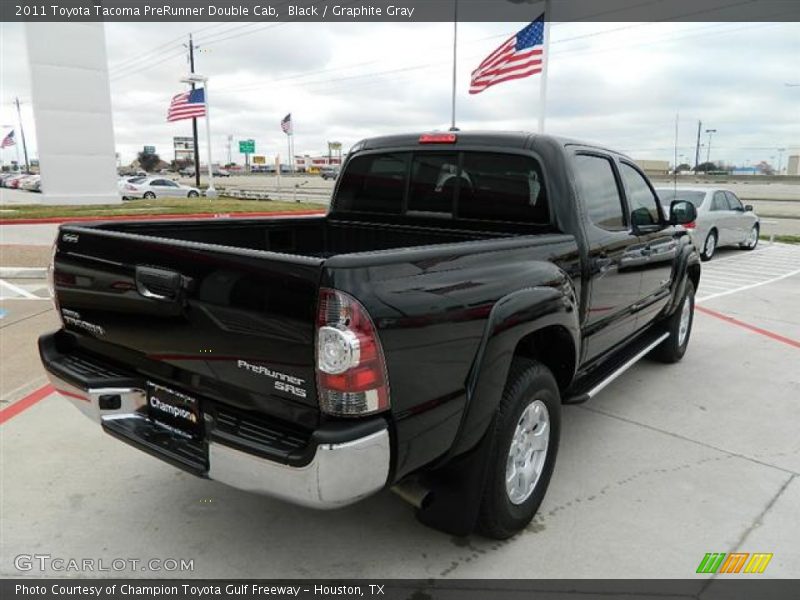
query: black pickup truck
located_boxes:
[40,131,700,538]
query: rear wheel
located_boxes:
[188,190,199,198]
[143,191,156,199]
[701,230,717,261]
[477,358,560,540]
[651,280,695,363]
[740,224,759,250]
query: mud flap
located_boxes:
[415,427,496,536]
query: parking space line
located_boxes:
[697,268,800,302]
[696,306,800,350]
[0,384,54,425]
[0,278,39,300]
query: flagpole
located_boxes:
[537,1,552,134]
[450,0,458,131]
[203,81,216,197]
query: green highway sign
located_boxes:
[239,139,255,154]
[143,145,156,155]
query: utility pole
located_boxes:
[227,134,233,166]
[14,97,30,172]
[777,148,786,175]
[186,34,201,188]
[694,120,702,171]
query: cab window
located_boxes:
[619,162,661,227]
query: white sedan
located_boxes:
[120,177,201,200]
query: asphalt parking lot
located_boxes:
[1,242,798,579]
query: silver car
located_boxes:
[120,177,201,200]
[655,187,760,261]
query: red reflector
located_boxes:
[419,133,457,144]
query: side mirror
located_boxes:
[670,200,697,225]
[744,204,754,212]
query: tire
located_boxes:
[739,224,759,251]
[477,358,561,540]
[143,191,156,199]
[188,191,199,198]
[651,280,695,363]
[700,230,717,261]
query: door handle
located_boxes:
[135,266,183,301]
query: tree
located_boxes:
[676,163,692,172]
[755,161,775,175]
[695,161,718,173]
[171,158,192,172]
[137,151,161,172]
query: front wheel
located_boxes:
[477,358,561,540]
[651,280,695,363]
[143,191,156,199]
[188,190,199,198]
[740,224,759,250]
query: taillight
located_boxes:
[683,221,696,229]
[47,237,62,325]
[316,288,390,416]
[125,184,137,191]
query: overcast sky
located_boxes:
[1,19,798,168]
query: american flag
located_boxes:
[167,88,206,122]
[1,130,15,148]
[281,113,292,135]
[469,15,546,95]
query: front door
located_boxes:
[618,161,676,328]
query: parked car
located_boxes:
[4,174,28,189]
[655,187,760,260]
[40,131,700,539]
[213,168,231,177]
[20,174,41,192]
[117,176,146,189]
[320,166,340,180]
[120,177,200,200]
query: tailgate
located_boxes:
[52,224,324,426]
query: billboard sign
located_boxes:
[173,136,194,161]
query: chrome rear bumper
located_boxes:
[44,369,390,509]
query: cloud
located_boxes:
[1,20,798,169]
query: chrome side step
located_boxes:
[564,331,669,404]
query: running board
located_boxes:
[564,330,669,404]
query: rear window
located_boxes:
[335,153,407,214]
[335,151,548,224]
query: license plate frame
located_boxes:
[146,381,203,440]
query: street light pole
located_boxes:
[777,148,786,175]
[705,128,717,168]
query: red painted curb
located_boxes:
[696,306,800,349]
[0,210,326,226]
[0,384,55,425]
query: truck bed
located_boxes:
[97,215,535,259]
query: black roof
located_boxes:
[355,130,629,159]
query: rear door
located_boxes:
[710,191,735,244]
[53,225,325,421]
[573,153,644,361]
